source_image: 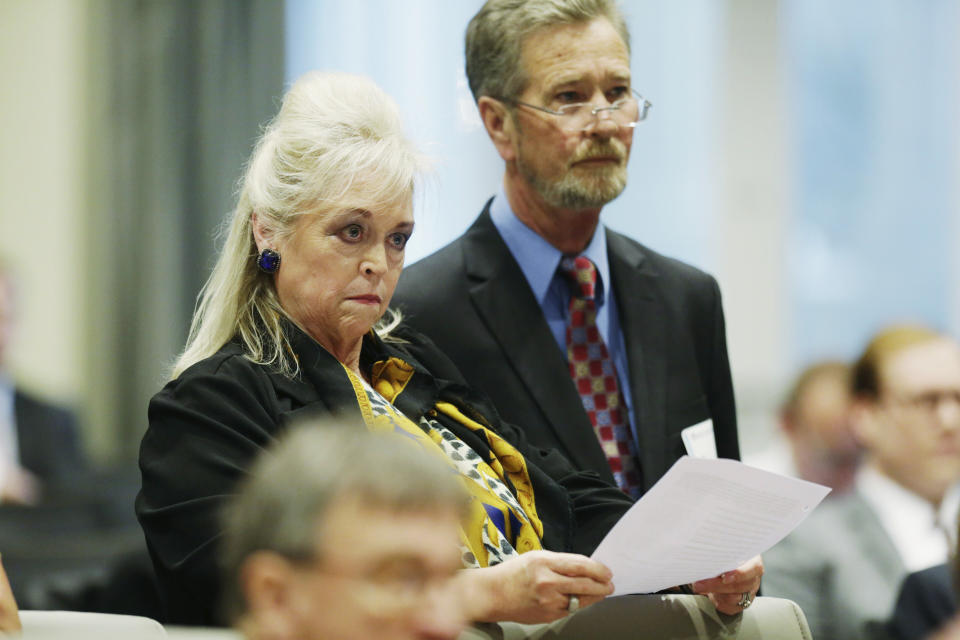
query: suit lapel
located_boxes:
[845,491,906,580]
[462,210,614,478]
[607,232,670,491]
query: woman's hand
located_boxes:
[0,554,22,635]
[457,550,614,624]
[692,555,764,615]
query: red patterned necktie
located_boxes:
[560,256,642,498]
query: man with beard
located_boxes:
[394,0,740,502]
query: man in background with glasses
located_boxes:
[394,0,758,615]
[763,325,960,640]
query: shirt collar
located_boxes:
[858,464,937,523]
[940,481,960,551]
[857,464,952,567]
[489,188,611,304]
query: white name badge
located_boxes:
[681,419,717,459]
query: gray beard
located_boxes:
[516,142,628,210]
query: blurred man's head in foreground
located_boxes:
[221,425,467,640]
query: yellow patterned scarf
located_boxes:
[343,358,543,566]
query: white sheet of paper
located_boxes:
[591,456,831,596]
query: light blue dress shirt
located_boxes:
[488,190,638,444]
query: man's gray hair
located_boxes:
[219,422,465,623]
[465,0,630,103]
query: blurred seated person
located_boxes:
[0,554,20,635]
[763,325,960,640]
[746,360,860,493]
[222,425,467,640]
[136,70,762,631]
[890,500,960,640]
[886,562,955,640]
[0,263,85,505]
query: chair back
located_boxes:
[165,628,243,640]
[19,610,166,638]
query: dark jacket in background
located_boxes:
[14,389,84,484]
[886,563,955,640]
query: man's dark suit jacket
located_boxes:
[886,563,955,640]
[393,205,739,490]
[13,388,83,483]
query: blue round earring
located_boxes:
[257,248,281,274]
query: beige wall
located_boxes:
[1,1,286,464]
[0,2,87,410]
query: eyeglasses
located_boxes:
[297,556,458,615]
[883,390,960,417]
[500,89,651,132]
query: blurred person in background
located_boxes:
[221,425,467,640]
[0,265,156,623]
[888,492,960,640]
[746,360,860,493]
[886,561,955,640]
[0,263,156,622]
[0,262,84,505]
[763,325,960,640]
